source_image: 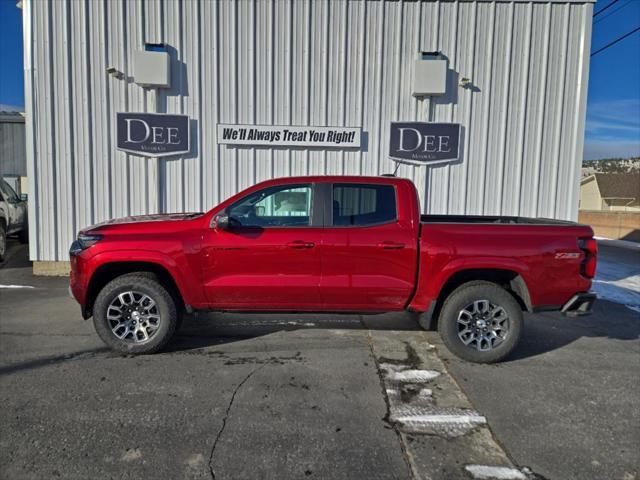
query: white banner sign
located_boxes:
[217,124,361,148]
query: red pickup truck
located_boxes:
[69,176,597,363]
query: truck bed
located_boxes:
[421,214,579,226]
[412,216,594,313]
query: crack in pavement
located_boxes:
[208,364,265,480]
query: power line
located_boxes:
[594,0,633,25]
[594,0,621,17]
[591,25,640,56]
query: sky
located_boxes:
[0,0,23,112]
[0,0,638,160]
[585,0,640,160]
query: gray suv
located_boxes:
[0,179,28,261]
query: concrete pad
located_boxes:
[368,329,519,480]
[32,261,71,276]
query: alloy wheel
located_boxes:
[107,291,161,343]
[456,299,510,351]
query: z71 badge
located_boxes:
[555,252,582,260]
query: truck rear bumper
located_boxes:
[561,292,596,316]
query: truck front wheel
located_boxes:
[93,273,178,354]
[438,281,523,363]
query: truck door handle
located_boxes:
[286,241,315,249]
[378,241,405,250]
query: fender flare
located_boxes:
[411,257,534,328]
[437,258,533,307]
[86,249,201,307]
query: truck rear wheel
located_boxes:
[438,281,523,363]
[93,273,178,354]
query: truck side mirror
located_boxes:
[213,214,230,231]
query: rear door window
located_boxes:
[332,184,397,226]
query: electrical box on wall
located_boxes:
[413,52,447,97]
[133,44,170,88]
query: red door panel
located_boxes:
[319,182,419,311]
[201,227,322,309]
[320,223,418,310]
[200,182,322,310]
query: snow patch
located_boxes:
[593,280,640,313]
[417,387,433,399]
[464,465,527,480]
[379,364,441,383]
[185,453,205,467]
[390,406,486,436]
[121,448,142,462]
[592,254,640,313]
[379,362,484,437]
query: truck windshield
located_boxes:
[0,180,19,203]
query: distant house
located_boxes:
[580,173,640,212]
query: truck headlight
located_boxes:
[69,234,103,256]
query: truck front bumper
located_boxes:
[561,292,596,316]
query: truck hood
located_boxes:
[83,212,204,232]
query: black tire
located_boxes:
[18,227,28,244]
[0,221,6,262]
[438,281,523,363]
[134,271,184,331]
[93,273,178,354]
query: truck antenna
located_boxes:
[386,162,401,177]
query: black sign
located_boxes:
[117,112,190,157]
[389,122,460,164]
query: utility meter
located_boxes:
[133,43,171,88]
[413,52,447,97]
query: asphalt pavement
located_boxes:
[1,240,638,480]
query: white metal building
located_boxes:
[22,0,594,269]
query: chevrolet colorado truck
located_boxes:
[69,176,597,363]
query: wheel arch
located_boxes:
[84,261,185,319]
[419,268,531,330]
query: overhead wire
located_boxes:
[594,0,633,25]
[593,0,622,17]
[591,25,640,56]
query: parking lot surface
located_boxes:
[1,241,639,480]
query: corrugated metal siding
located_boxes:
[0,115,27,177]
[24,0,594,262]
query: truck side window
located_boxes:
[332,184,397,226]
[227,184,313,228]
